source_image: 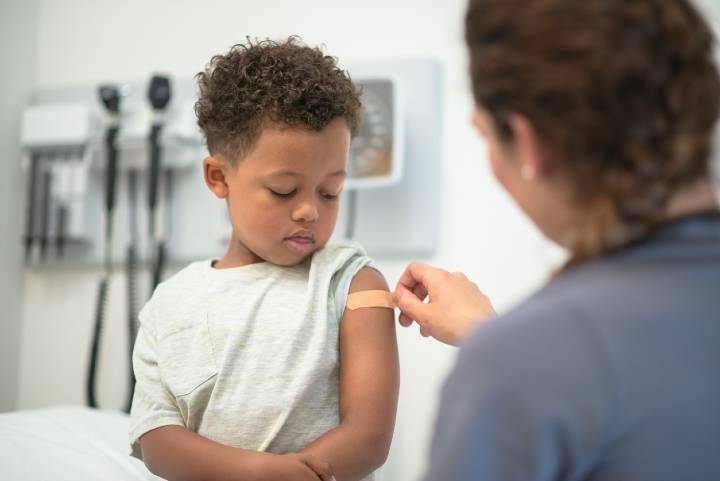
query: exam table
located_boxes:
[0,405,162,481]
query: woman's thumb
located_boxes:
[393,284,428,323]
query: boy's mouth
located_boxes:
[284,231,316,254]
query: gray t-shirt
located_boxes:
[129,241,375,480]
[424,212,720,481]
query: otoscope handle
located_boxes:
[39,168,52,261]
[151,241,165,293]
[148,123,162,212]
[124,244,138,414]
[24,153,40,261]
[56,205,67,258]
[105,126,119,214]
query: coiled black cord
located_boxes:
[124,244,138,413]
[87,277,108,408]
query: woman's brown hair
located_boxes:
[466,0,720,264]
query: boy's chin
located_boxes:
[268,244,326,267]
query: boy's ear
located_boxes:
[203,156,230,199]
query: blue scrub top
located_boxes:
[424,212,720,481]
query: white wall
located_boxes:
[11,1,720,480]
[0,0,39,413]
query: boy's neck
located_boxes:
[213,240,265,269]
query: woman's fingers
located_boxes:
[394,263,438,333]
[395,261,441,292]
[398,312,414,327]
[393,284,432,327]
[397,282,429,327]
[393,263,496,345]
[394,262,435,322]
[412,282,429,303]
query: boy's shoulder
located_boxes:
[312,240,370,267]
[311,240,378,282]
[156,259,210,294]
[141,259,211,322]
[314,241,385,317]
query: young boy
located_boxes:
[129,37,399,481]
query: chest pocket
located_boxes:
[158,313,218,398]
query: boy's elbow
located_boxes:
[364,428,393,469]
[139,440,162,478]
[138,429,182,481]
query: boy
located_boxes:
[129,37,399,481]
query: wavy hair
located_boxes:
[466,0,720,264]
[195,36,362,162]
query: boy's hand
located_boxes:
[256,452,335,481]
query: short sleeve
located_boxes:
[330,255,376,320]
[128,302,185,460]
[422,300,615,481]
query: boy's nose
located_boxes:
[291,200,319,223]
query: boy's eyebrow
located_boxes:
[266,169,346,178]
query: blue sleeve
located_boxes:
[422,300,617,481]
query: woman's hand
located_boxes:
[393,262,496,346]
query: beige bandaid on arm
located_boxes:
[346,290,396,310]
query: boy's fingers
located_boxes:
[302,455,334,481]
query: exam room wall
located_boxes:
[0,0,39,412]
[15,1,720,480]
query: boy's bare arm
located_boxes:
[140,425,333,481]
[301,267,400,481]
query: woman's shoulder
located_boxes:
[462,288,601,363]
[457,280,617,403]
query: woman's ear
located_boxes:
[508,114,546,181]
[203,156,230,198]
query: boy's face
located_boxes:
[205,118,350,267]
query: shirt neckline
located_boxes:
[201,258,275,279]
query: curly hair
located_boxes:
[195,36,362,162]
[466,0,720,265]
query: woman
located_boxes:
[393,0,720,479]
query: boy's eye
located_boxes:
[321,193,339,200]
[269,188,296,198]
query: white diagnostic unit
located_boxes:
[21,58,442,266]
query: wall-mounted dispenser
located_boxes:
[20,102,99,263]
[23,77,205,268]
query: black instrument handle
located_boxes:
[24,153,40,261]
[56,205,67,258]
[124,244,139,413]
[148,123,162,213]
[39,167,52,261]
[151,241,165,294]
[105,126,120,214]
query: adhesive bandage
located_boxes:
[346,290,395,310]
